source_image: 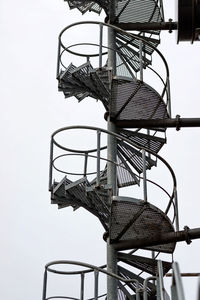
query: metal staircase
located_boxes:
[42,0,198,299]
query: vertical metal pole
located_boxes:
[49,139,54,191]
[107,1,118,299]
[174,188,179,231]
[56,39,61,78]
[42,270,48,300]
[80,273,85,300]
[142,149,148,202]
[96,131,101,186]
[94,270,99,300]
[99,24,103,69]
[167,77,172,118]
[139,40,143,81]
[83,153,88,177]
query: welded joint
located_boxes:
[176,114,181,131]
[184,226,192,244]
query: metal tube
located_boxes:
[96,131,101,187]
[143,276,157,300]
[83,153,88,177]
[99,24,103,68]
[142,149,147,202]
[56,39,61,79]
[167,77,172,117]
[80,273,84,300]
[42,270,48,300]
[113,227,200,251]
[113,117,200,128]
[139,41,143,81]
[172,262,185,300]
[94,270,99,300]
[107,1,118,299]
[49,139,54,191]
[116,21,178,31]
[157,260,165,300]
[174,189,179,231]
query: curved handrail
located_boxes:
[57,21,171,115]
[49,125,178,229]
[43,260,141,300]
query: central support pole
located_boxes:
[107,1,118,299]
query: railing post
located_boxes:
[157,260,165,300]
[167,77,172,117]
[94,270,99,300]
[142,149,148,202]
[80,272,85,300]
[139,40,143,81]
[49,139,54,191]
[42,269,47,300]
[96,130,101,187]
[171,262,185,300]
[56,39,61,79]
[174,188,179,231]
[99,24,103,69]
[84,153,88,177]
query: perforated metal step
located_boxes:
[118,252,171,276]
[110,197,176,253]
[118,129,166,154]
[118,265,156,296]
[58,63,111,107]
[110,79,168,121]
[117,140,157,174]
[51,176,110,229]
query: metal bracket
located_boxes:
[184,226,192,244]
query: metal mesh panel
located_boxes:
[110,79,168,120]
[116,0,163,23]
[110,199,175,253]
[118,252,171,276]
[119,129,166,153]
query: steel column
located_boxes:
[106,1,118,299]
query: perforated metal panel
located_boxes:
[110,198,175,253]
[110,79,168,120]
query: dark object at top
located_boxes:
[177,0,200,42]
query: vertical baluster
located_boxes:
[96,130,101,187]
[49,139,54,191]
[139,40,143,81]
[56,39,61,79]
[80,273,85,300]
[99,23,103,69]
[84,153,88,177]
[167,77,172,117]
[42,269,48,300]
[94,270,99,300]
[142,149,147,202]
[174,188,179,231]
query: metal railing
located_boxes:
[42,260,141,300]
[49,125,179,231]
[57,21,172,117]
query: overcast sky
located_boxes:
[0,1,200,299]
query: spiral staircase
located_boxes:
[43,1,182,299]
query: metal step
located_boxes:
[115,0,163,24]
[51,176,110,229]
[65,0,103,14]
[118,265,156,295]
[116,32,160,56]
[110,197,176,253]
[118,252,172,276]
[118,129,166,154]
[117,140,157,174]
[110,78,168,121]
